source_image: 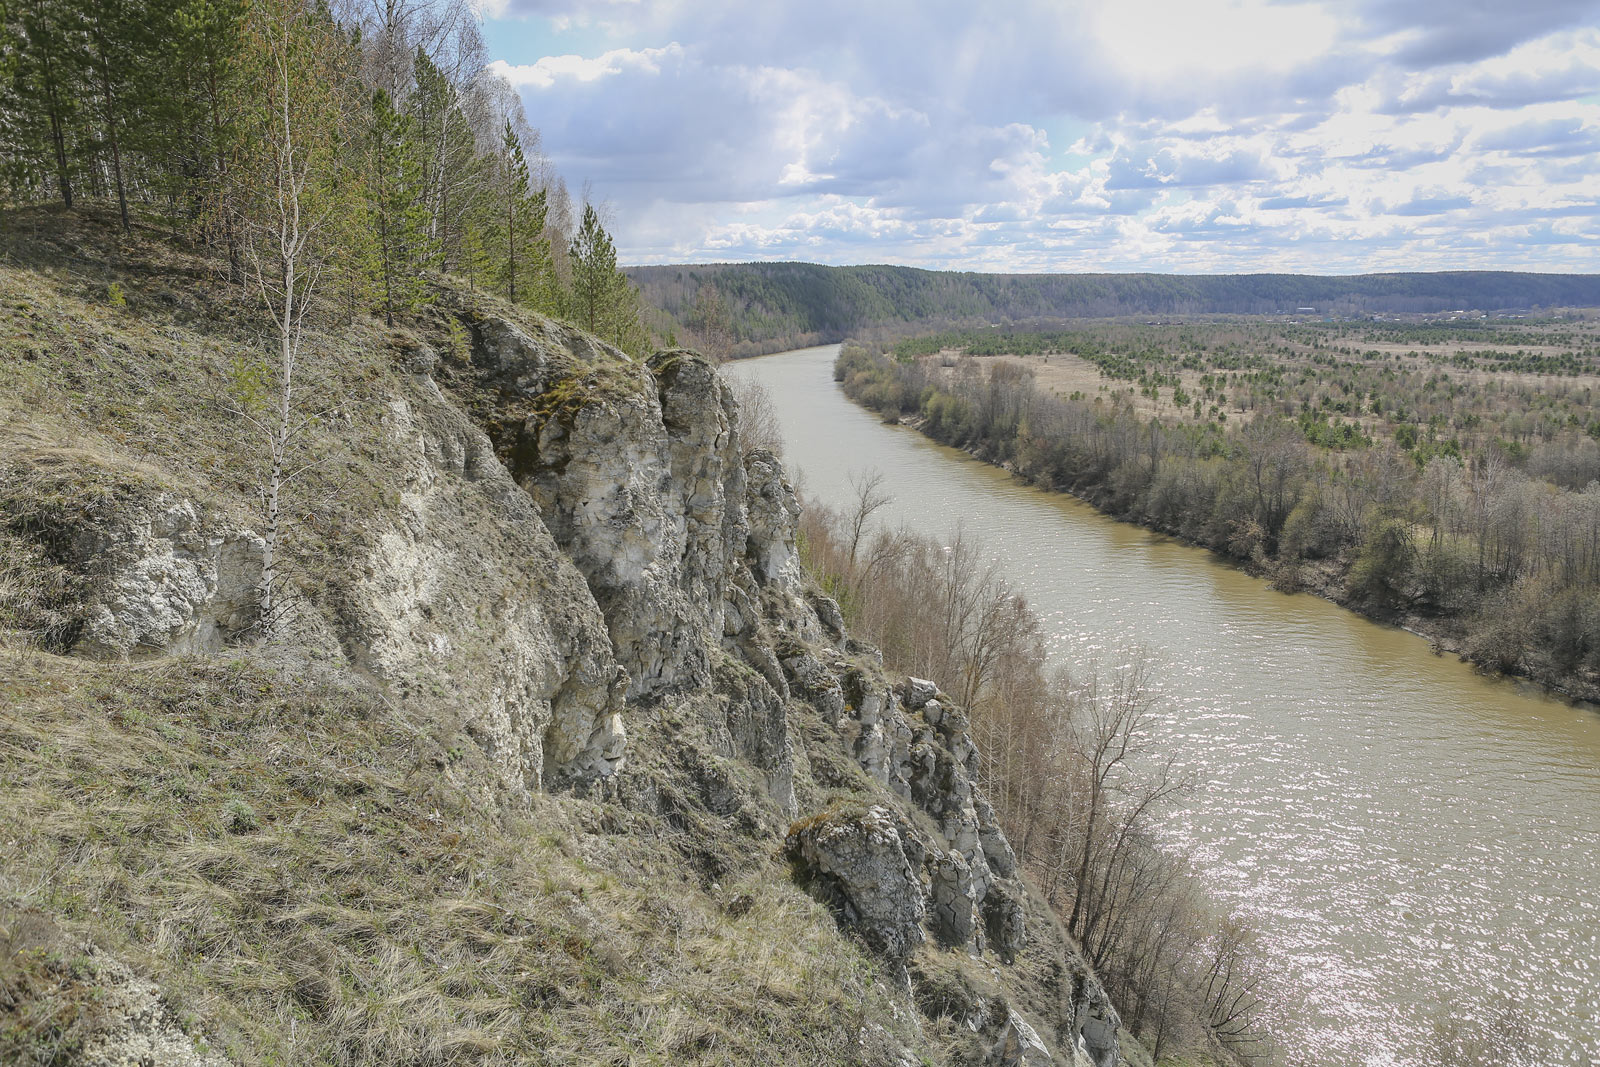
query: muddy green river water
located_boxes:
[721,344,1600,1066]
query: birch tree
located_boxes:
[233,0,343,633]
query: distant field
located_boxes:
[903,318,1600,465]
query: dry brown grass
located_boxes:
[0,651,918,1066]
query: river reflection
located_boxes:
[722,344,1600,1066]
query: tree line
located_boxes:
[836,344,1600,701]
[629,260,1600,358]
[0,0,649,353]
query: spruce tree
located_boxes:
[497,119,526,303]
[567,202,615,334]
[492,120,556,311]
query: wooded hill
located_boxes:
[1,0,649,353]
[631,261,1600,358]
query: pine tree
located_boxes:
[169,0,250,274]
[567,201,648,354]
[567,202,616,334]
[490,119,557,310]
[84,0,150,231]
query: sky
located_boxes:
[478,0,1600,273]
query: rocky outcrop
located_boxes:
[990,1010,1053,1067]
[1072,974,1123,1067]
[786,804,927,980]
[5,291,1135,1066]
[0,457,262,659]
[452,321,727,702]
[783,655,1028,970]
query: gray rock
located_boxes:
[1074,974,1123,1067]
[347,385,627,795]
[990,1009,1053,1067]
[80,952,236,1067]
[786,804,926,967]
[34,490,264,659]
[904,676,939,709]
[930,850,978,947]
[982,883,1026,964]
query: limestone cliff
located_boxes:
[0,227,1137,1067]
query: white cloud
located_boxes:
[488,43,681,89]
[480,0,1600,271]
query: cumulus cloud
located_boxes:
[480,0,1600,271]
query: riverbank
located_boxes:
[922,410,1600,708]
[835,343,1600,710]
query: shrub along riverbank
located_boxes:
[834,344,1600,705]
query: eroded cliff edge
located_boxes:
[0,230,1134,1067]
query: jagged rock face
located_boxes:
[342,379,626,794]
[743,448,803,588]
[457,324,758,703]
[76,500,263,659]
[710,653,797,813]
[786,804,927,968]
[650,351,746,626]
[523,376,702,701]
[441,315,839,807]
[982,883,1026,966]
[791,658,1028,966]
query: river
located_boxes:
[720,344,1600,1067]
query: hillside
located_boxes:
[0,210,1156,1067]
[629,262,1600,358]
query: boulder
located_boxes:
[1074,974,1123,1067]
[0,464,262,658]
[904,676,939,709]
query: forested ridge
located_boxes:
[633,261,1600,358]
[1,0,649,350]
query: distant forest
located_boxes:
[630,262,1600,358]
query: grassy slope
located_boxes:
[0,209,928,1066]
[0,652,911,1066]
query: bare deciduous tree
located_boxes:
[846,468,891,568]
[730,376,785,459]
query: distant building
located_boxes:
[1296,306,1316,313]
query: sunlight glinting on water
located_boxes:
[723,344,1600,1066]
